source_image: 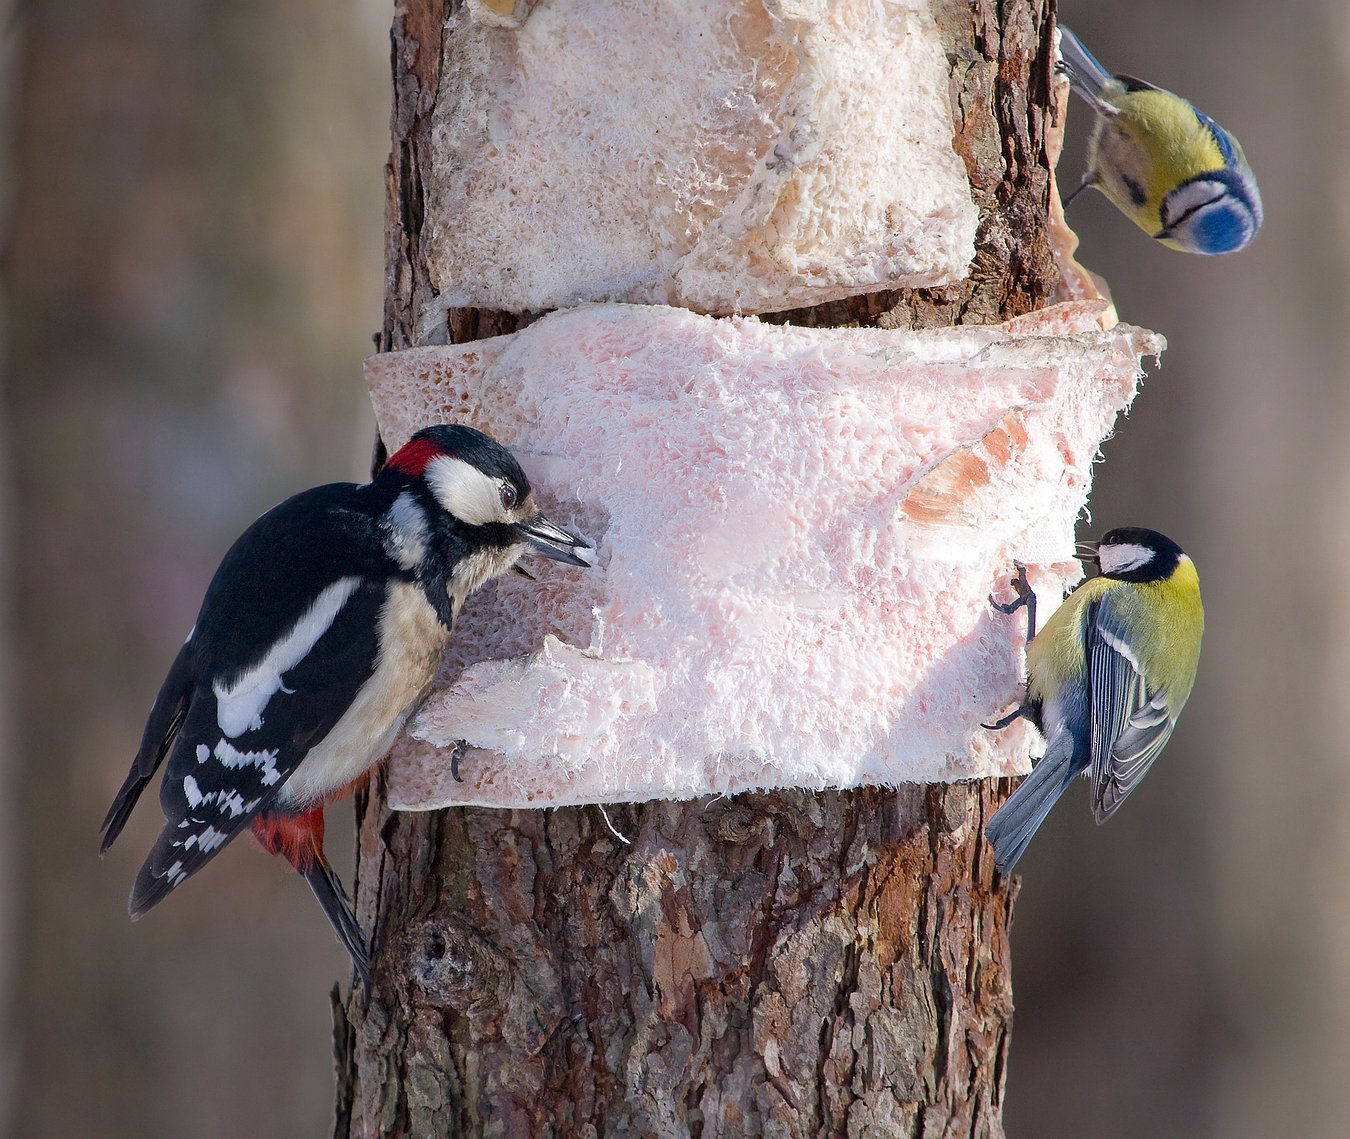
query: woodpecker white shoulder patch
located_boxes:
[425,455,507,526]
[384,490,430,570]
[213,576,361,738]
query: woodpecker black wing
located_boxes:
[118,485,397,916]
[100,637,195,852]
[1086,594,1177,824]
[129,578,386,915]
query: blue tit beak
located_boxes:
[1074,541,1100,564]
[517,514,595,568]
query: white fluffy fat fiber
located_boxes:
[365,301,1163,810]
[422,0,978,317]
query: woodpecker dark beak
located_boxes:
[1074,541,1100,563]
[518,514,595,567]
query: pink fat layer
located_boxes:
[365,301,1160,809]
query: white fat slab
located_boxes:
[1096,542,1152,576]
[426,454,508,526]
[212,575,361,738]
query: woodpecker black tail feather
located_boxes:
[301,857,371,989]
[128,847,182,920]
[101,640,194,853]
[985,734,1078,875]
[101,765,157,855]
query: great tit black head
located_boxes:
[1076,527,1184,584]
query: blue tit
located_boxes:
[1058,25,1262,254]
[983,528,1204,874]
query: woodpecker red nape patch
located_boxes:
[385,436,454,477]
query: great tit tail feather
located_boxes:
[985,735,1077,875]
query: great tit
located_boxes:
[1058,24,1262,254]
[984,528,1204,874]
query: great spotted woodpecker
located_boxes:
[100,425,592,984]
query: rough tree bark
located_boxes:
[335,2,1057,1136]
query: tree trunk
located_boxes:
[337,2,1056,1136]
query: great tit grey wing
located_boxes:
[1096,689,1176,823]
[1086,596,1176,823]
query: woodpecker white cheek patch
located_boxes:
[426,455,505,527]
[366,301,1162,809]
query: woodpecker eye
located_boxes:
[499,484,518,511]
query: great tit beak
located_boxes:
[518,514,595,568]
[1074,541,1100,563]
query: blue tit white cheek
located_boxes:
[211,576,363,737]
[426,454,508,526]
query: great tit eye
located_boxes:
[499,484,518,511]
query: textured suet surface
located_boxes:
[419,0,978,315]
[366,301,1163,809]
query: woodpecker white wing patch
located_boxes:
[212,575,362,737]
[426,454,507,526]
[196,739,282,786]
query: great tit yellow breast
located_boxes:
[1119,555,1204,709]
[1025,575,1111,704]
[1026,557,1203,715]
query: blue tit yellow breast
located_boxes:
[1089,88,1233,235]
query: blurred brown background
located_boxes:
[1,1,1343,1137]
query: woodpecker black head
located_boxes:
[382,425,593,569]
[1076,526,1185,584]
